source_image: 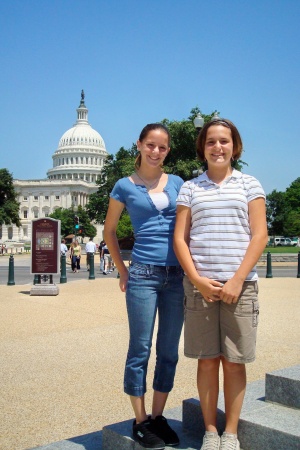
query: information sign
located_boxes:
[31,218,60,275]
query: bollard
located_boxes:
[266,251,273,278]
[33,274,41,285]
[60,254,67,283]
[7,254,15,286]
[88,253,95,280]
[297,252,300,279]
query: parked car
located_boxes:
[290,237,300,247]
[274,237,295,246]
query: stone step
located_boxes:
[102,406,201,450]
[265,364,300,408]
[31,366,300,450]
[30,430,103,449]
[30,407,202,450]
[183,378,300,450]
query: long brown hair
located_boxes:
[135,123,171,170]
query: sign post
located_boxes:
[30,218,60,296]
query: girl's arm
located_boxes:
[104,198,128,292]
[174,205,223,302]
[220,197,268,304]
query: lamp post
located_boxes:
[192,110,221,177]
[193,112,204,135]
[192,113,204,177]
[211,111,220,121]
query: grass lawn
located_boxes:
[263,246,300,254]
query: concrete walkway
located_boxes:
[0,276,299,450]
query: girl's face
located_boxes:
[137,129,170,169]
[204,125,234,168]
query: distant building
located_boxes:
[0,91,107,244]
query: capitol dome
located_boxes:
[47,91,108,183]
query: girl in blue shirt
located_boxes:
[104,123,184,449]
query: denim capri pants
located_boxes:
[124,262,184,397]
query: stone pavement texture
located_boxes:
[0,276,299,450]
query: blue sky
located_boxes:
[0,0,299,195]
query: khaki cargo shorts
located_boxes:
[183,276,259,364]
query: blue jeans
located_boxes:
[124,263,184,397]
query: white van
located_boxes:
[274,237,294,246]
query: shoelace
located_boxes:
[202,433,220,450]
[220,434,238,450]
[136,422,162,443]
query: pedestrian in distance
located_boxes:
[104,123,185,449]
[85,237,96,271]
[71,240,81,273]
[101,242,113,275]
[60,239,68,256]
[98,240,105,272]
[174,118,268,450]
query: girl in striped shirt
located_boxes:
[174,118,268,450]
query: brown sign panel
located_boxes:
[31,218,61,275]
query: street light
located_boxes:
[211,111,220,121]
[192,112,204,178]
[192,110,221,178]
[193,112,204,134]
[194,111,220,133]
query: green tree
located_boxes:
[86,108,214,224]
[116,212,134,239]
[76,206,97,238]
[0,168,21,227]
[266,178,300,237]
[266,190,286,236]
[86,107,248,227]
[49,206,97,238]
[86,146,137,224]
[49,207,74,237]
[162,108,214,177]
[284,208,300,236]
[163,108,247,176]
[283,177,300,236]
[285,177,300,209]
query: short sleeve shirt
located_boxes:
[110,174,184,265]
[176,169,265,281]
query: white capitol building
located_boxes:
[1,91,107,244]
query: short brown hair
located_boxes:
[196,118,243,162]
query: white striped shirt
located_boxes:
[176,169,265,281]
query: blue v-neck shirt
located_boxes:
[110,174,184,266]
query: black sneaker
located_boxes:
[132,419,165,449]
[150,415,179,446]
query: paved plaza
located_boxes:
[0,264,299,449]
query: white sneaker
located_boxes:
[220,432,240,450]
[201,431,220,450]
